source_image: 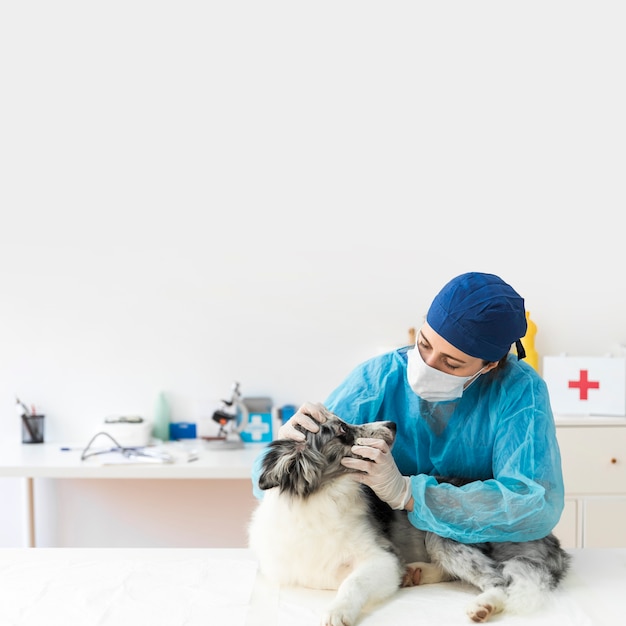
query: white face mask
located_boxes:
[406,346,486,402]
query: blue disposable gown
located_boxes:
[252,348,565,544]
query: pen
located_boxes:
[15,396,29,417]
[17,397,36,442]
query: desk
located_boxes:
[0,548,623,625]
[0,441,265,547]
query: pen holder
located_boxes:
[22,414,45,444]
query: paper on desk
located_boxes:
[0,555,257,626]
[90,452,167,465]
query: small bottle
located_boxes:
[152,392,171,441]
[521,311,539,372]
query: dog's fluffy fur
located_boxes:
[248,407,571,626]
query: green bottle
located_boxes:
[153,392,171,441]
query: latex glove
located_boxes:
[277,401,330,441]
[341,438,411,510]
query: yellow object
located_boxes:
[521,311,539,372]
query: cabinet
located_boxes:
[552,418,626,548]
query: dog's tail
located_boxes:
[502,542,572,614]
[257,439,326,498]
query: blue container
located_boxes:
[279,404,297,424]
[169,422,197,440]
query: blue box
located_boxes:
[169,422,197,440]
[239,412,273,443]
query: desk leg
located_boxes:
[24,477,35,548]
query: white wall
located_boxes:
[1,2,625,546]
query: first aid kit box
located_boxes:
[543,356,626,416]
[239,412,273,443]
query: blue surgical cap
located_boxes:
[426,272,527,362]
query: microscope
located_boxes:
[210,381,250,449]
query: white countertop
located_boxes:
[0,548,623,626]
[0,440,266,479]
[5,417,624,480]
[554,415,626,426]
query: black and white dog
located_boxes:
[248,406,571,626]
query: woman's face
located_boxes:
[417,322,498,377]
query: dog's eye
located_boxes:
[337,425,346,436]
[336,426,354,445]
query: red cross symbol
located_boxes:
[568,369,600,400]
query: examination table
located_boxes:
[0,548,622,625]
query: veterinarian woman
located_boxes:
[252,271,565,544]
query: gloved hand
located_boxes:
[277,401,330,441]
[341,438,411,510]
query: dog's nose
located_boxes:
[384,421,397,433]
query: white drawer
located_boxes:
[556,426,626,494]
[583,498,626,548]
[551,498,579,549]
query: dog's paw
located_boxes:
[466,589,505,623]
[467,601,495,623]
[321,608,357,626]
[403,561,447,585]
[402,564,423,587]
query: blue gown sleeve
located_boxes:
[406,373,565,543]
[324,353,395,424]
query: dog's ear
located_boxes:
[258,439,325,497]
[258,442,288,490]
